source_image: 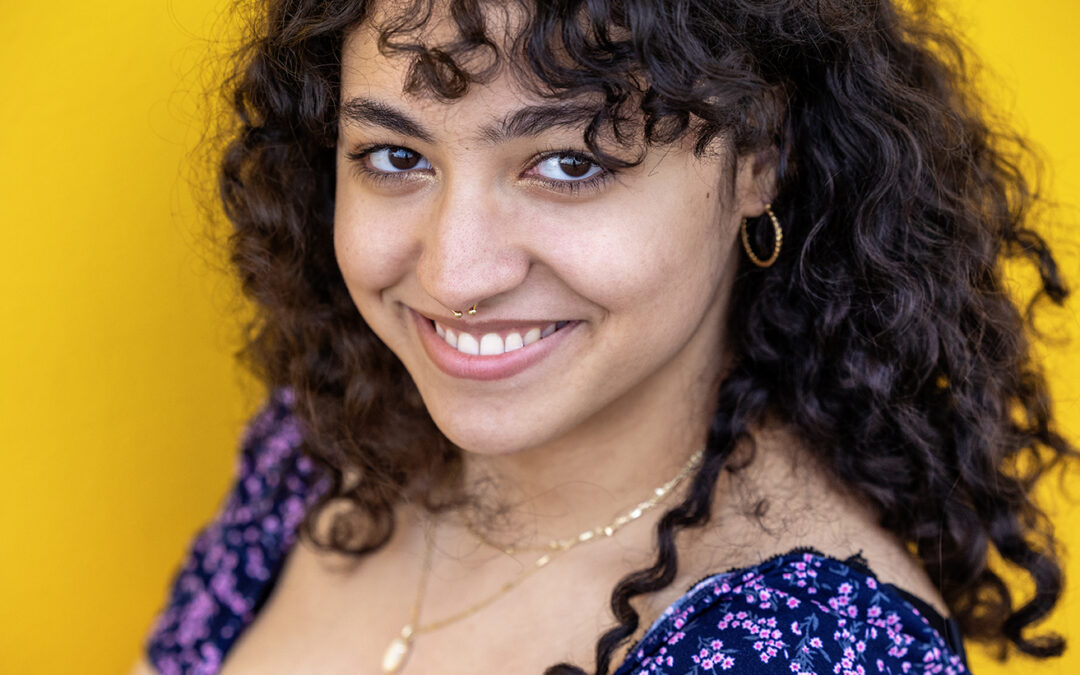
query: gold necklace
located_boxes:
[380,448,705,674]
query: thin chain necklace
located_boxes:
[380,448,705,674]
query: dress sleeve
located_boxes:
[617,551,968,675]
[143,389,329,675]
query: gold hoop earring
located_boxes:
[740,204,783,268]
[452,303,478,318]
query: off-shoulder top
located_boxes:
[145,390,970,674]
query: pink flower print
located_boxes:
[838,583,853,595]
[809,637,824,649]
[868,605,882,618]
[720,656,736,670]
[787,597,801,609]
[866,577,877,589]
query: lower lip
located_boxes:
[413,311,577,381]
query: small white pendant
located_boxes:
[381,627,413,673]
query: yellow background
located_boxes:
[1,1,1076,672]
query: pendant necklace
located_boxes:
[380,448,705,674]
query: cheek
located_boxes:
[332,187,418,300]
[542,187,729,316]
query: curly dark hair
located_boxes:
[218,0,1074,671]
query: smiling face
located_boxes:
[333,24,772,457]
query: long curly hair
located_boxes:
[218,0,1074,671]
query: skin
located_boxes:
[132,15,948,675]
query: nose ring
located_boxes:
[452,304,478,318]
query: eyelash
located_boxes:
[344,144,616,195]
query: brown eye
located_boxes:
[533,152,604,182]
[366,146,432,173]
[558,155,592,178]
[388,147,421,170]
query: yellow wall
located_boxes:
[0,1,1076,672]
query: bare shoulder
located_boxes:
[699,425,949,616]
[128,656,157,675]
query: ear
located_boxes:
[733,146,779,218]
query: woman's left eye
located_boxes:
[531,153,605,182]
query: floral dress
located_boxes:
[146,391,969,674]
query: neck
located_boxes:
[455,351,721,550]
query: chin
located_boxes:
[433,420,535,457]
[423,404,560,458]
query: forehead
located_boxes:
[341,0,527,95]
[334,0,709,160]
[341,22,527,105]
[338,14,617,148]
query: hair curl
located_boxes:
[219,0,1074,671]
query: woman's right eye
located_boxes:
[365,146,432,173]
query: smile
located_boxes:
[433,320,570,356]
[413,310,579,381]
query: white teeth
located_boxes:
[479,333,504,356]
[457,332,480,355]
[432,320,568,355]
[504,332,524,352]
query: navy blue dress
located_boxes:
[146,391,970,674]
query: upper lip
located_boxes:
[412,308,570,334]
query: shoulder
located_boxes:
[143,389,330,674]
[617,550,968,675]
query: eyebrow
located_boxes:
[339,96,598,145]
[340,98,436,143]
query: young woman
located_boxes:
[137,0,1073,673]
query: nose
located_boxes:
[416,182,530,314]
